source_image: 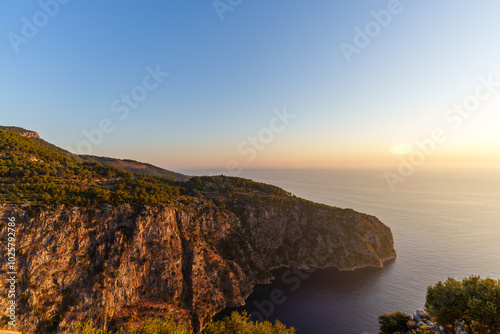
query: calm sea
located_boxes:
[186,168,500,334]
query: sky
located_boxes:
[1,0,499,173]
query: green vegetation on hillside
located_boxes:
[0,129,179,207]
[0,125,75,156]
[0,128,304,213]
[70,311,295,334]
[79,155,190,182]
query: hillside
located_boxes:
[78,155,190,182]
[0,126,72,157]
[0,127,396,333]
[0,126,189,182]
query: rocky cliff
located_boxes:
[0,200,395,333]
[18,131,39,139]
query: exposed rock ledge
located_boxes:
[19,130,39,139]
[0,201,395,333]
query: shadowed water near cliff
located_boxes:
[204,168,500,334]
[215,264,399,333]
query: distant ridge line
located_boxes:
[0,125,190,182]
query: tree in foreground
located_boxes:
[425,275,500,334]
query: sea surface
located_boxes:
[186,168,500,334]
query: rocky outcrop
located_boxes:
[0,201,395,333]
[408,309,444,333]
[18,130,39,139]
[0,126,39,139]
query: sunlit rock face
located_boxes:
[19,130,40,139]
[0,201,395,333]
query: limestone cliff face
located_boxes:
[0,201,395,333]
[18,130,39,139]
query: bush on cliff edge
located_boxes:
[70,311,295,334]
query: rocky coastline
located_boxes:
[0,201,396,333]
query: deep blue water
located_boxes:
[187,168,500,334]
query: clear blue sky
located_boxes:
[1,0,499,171]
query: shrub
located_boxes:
[71,311,295,334]
[378,311,411,334]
